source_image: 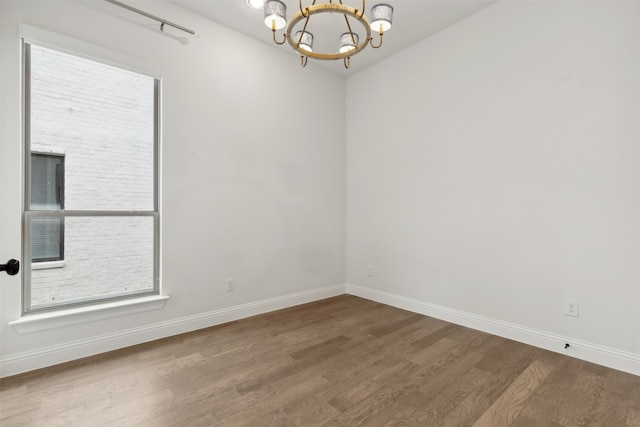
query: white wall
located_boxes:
[347,0,640,366]
[0,0,346,375]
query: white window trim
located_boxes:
[22,27,163,314]
[31,148,65,156]
[31,260,65,270]
[9,295,169,334]
[20,24,162,79]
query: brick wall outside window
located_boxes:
[29,45,155,308]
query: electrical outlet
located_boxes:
[225,277,235,292]
[564,298,578,317]
[367,265,374,276]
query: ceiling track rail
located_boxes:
[105,0,195,35]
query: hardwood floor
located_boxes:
[1,295,639,426]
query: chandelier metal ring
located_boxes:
[285,3,372,61]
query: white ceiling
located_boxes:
[171,0,496,76]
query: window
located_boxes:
[31,153,65,262]
[23,39,160,313]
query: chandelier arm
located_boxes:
[299,0,318,17]
[297,11,312,48]
[272,29,286,45]
[299,0,307,17]
[343,14,357,45]
[357,0,365,19]
[370,29,383,49]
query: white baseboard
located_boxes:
[0,284,346,378]
[346,284,640,376]
[3,283,638,378]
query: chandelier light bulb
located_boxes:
[339,32,359,54]
[295,31,314,52]
[370,3,393,33]
[264,0,287,30]
[246,0,264,10]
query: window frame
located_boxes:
[22,37,161,315]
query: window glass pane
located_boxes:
[25,39,159,313]
[31,154,64,210]
[29,216,155,310]
[29,45,155,211]
[30,153,65,262]
[31,217,64,261]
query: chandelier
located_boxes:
[249,0,394,69]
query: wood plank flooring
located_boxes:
[1,295,639,426]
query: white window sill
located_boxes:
[9,295,169,334]
[32,260,65,270]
